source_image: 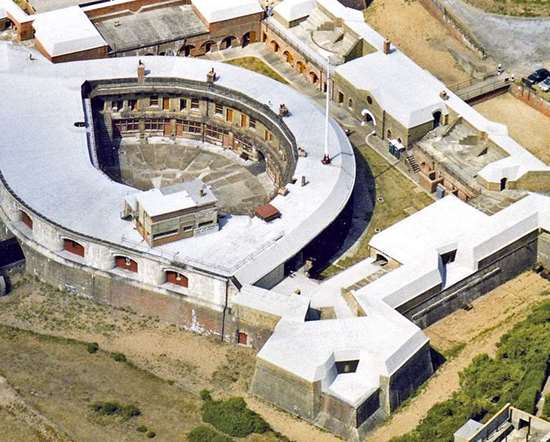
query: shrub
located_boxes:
[112,352,127,362]
[544,393,550,419]
[200,389,212,402]
[137,425,148,433]
[146,431,156,438]
[86,342,99,354]
[91,401,141,421]
[202,397,270,437]
[187,426,233,442]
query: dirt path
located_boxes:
[368,272,550,441]
[0,375,71,442]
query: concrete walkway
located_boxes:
[442,0,550,74]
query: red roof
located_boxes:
[255,204,281,222]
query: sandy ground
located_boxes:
[0,276,337,442]
[364,0,488,85]
[368,272,550,441]
[474,93,550,165]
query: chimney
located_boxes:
[383,39,391,55]
[137,60,145,84]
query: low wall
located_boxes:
[19,238,240,341]
[418,0,485,59]
[510,83,550,118]
[250,359,321,421]
[401,230,538,329]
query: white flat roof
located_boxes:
[32,6,106,56]
[0,42,355,284]
[273,0,316,22]
[233,284,310,322]
[336,51,448,128]
[192,0,263,23]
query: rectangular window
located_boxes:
[186,120,202,134]
[163,97,170,110]
[249,117,256,129]
[264,130,273,142]
[150,96,159,107]
[128,99,137,111]
[226,108,233,123]
[215,103,223,115]
[191,98,199,110]
[180,98,187,110]
[240,114,248,128]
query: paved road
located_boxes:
[443,0,550,74]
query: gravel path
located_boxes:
[443,0,550,73]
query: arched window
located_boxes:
[63,239,85,257]
[114,256,138,273]
[165,270,188,288]
[387,129,392,139]
[20,211,33,229]
[348,98,353,109]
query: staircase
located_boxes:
[406,151,420,174]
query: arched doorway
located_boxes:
[201,40,216,54]
[220,35,237,50]
[309,71,319,84]
[500,177,507,191]
[179,44,195,57]
[361,109,376,128]
[433,110,442,128]
[242,31,256,47]
[283,50,294,65]
[270,40,279,53]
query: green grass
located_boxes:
[321,145,433,278]
[225,57,289,84]
[392,300,550,442]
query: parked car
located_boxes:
[524,68,550,86]
[539,77,550,92]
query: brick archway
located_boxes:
[270,40,279,53]
[242,31,256,48]
[282,50,294,65]
[220,35,238,50]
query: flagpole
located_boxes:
[322,56,331,165]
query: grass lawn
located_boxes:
[321,145,433,278]
[225,57,288,84]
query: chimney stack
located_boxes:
[383,39,391,55]
[137,60,145,84]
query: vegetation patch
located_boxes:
[91,401,141,421]
[188,425,234,442]
[225,57,288,84]
[393,301,550,442]
[201,392,270,438]
[544,393,550,420]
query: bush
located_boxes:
[86,342,99,354]
[544,393,550,419]
[137,425,148,433]
[112,352,127,363]
[187,426,233,442]
[200,389,212,402]
[91,401,141,421]
[146,431,156,438]
[202,397,270,438]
